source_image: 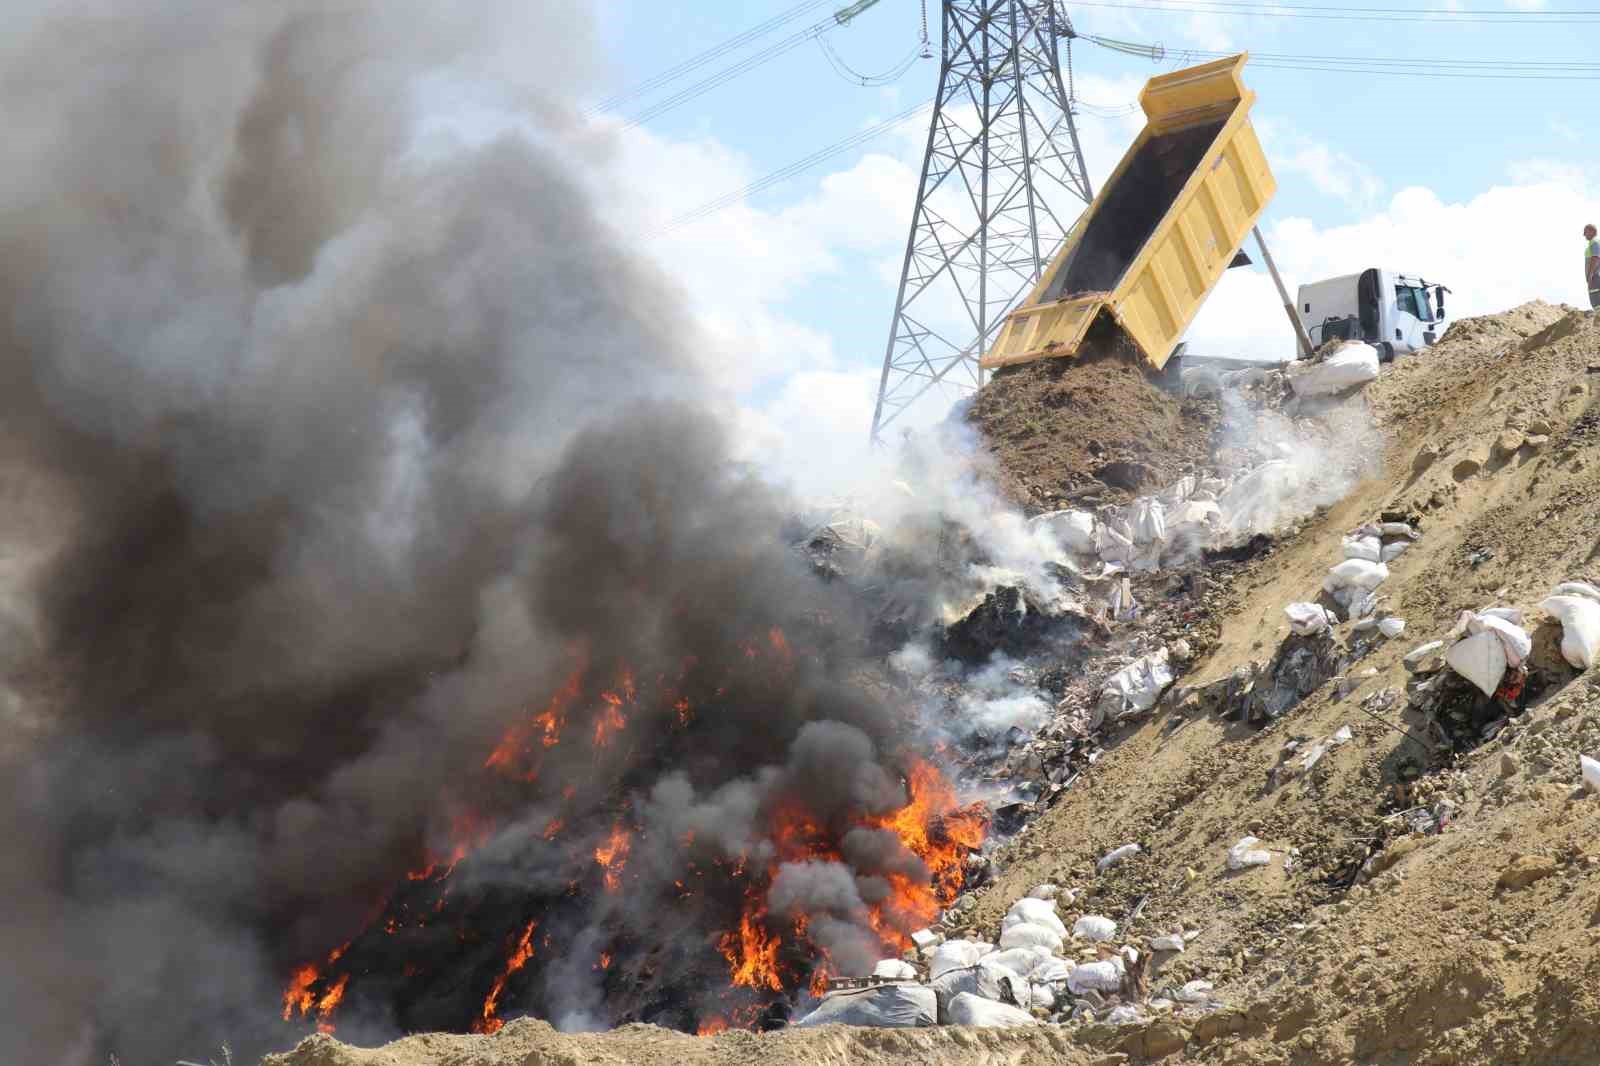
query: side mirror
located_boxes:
[1435,286,1446,318]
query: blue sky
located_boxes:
[571,0,1599,487]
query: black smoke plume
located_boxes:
[0,3,975,1063]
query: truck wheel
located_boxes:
[1377,342,1395,363]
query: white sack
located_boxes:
[929,940,993,980]
[1072,915,1117,942]
[795,983,936,1028]
[1554,581,1600,605]
[997,921,1063,953]
[1379,522,1419,539]
[1287,343,1380,396]
[1379,617,1406,638]
[931,960,1032,1009]
[1285,602,1336,636]
[1326,559,1390,592]
[1540,595,1600,669]
[1095,522,1133,566]
[1002,898,1067,939]
[1130,498,1167,545]
[1066,959,1125,994]
[1030,958,1073,983]
[1342,534,1382,562]
[1476,614,1532,666]
[1477,606,1525,626]
[946,991,1037,1027]
[1446,630,1508,697]
[1381,541,1411,562]
[988,947,1053,980]
[1583,755,1600,794]
[1099,648,1174,718]
[1030,983,1056,1012]
[872,959,917,980]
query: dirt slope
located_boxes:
[264,302,1600,1065]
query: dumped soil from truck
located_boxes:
[967,343,1218,511]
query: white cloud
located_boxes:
[1256,117,1385,212]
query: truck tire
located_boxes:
[1377,341,1395,363]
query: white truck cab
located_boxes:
[1296,268,1449,360]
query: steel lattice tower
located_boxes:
[869,0,1093,441]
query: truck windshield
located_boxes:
[1395,285,1433,322]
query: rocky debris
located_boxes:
[1226,629,1348,726]
[941,584,1102,664]
[1496,854,1558,892]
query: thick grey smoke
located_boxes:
[0,3,957,1063]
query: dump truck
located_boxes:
[1298,269,1451,360]
[982,54,1275,373]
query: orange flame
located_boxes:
[597,951,612,970]
[472,920,537,1035]
[314,973,349,1033]
[485,663,583,771]
[718,910,783,992]
[282,964,318,1021]
[593,823,632,893]
[697,1017,730,1036]
[593,694,626,747]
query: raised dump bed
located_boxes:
[981,54,1274,373]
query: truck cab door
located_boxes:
[1388,279,1434,356]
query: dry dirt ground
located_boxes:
[266,302,1600,1066]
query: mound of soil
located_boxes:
[967,345,1217,511]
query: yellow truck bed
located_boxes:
[981,54,1274,372]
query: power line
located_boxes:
[603,1,907,130]
[651,100,934,236]
[589,0,836,117]
[1086,35,1600,78]
[816,34,923,85]
[1074,0,1600,22]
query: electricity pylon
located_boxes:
[869,0,1093,442]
